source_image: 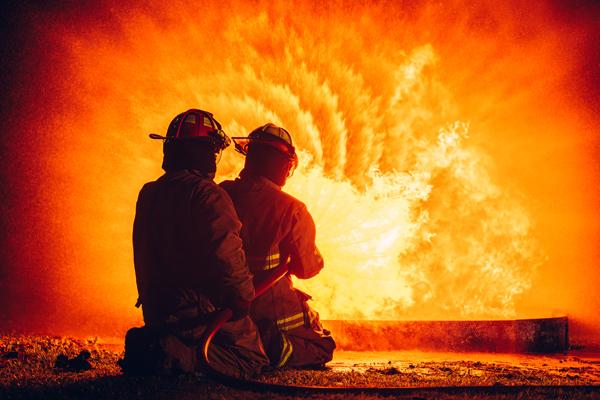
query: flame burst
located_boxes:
[290,123,540,320]
[6,0,599,333]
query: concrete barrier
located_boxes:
[323,317,568,353]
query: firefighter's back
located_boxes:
[130,169,268,377]
[124,109,269,378]
[134,170,225,320]
[222,174,302,318]
[222,173,335,368]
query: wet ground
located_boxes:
[1,335,600,399]
[325,351,600,385]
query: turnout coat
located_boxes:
[131,169,268,377]
[221,172,335,367]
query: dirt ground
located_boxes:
[1,334,600,399]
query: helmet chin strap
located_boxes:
[233,140,248,156]
[285,159,296,179]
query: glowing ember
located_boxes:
[3,1,599,337]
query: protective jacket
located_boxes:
[221,171,335,367]
[130,169,268,377]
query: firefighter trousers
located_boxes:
[256,302,336,368]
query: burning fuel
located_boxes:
[290,120,541,320]
[1,0,599,340]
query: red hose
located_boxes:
[196,266,600,394]
[199,263,289,365]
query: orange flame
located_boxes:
[3,0,599,336]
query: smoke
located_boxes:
[1,1,599,343]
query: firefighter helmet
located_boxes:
[232,123,298,175]
[149,109,231,152]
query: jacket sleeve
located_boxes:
[286,203,324,279]
[197,186,254,304]
[132,183,156,307]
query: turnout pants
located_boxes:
[122,292,269,378]
[256,298,336,368]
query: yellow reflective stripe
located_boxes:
[277,312,303,326]
[264,252,280,270]
[247,252,280,270]
[277,334,293,368]
[277,335,289,367]
[280,319,304,331]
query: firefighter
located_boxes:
[122,109,269,378]
[221,123,335,368]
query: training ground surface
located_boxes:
[1,334,600,399]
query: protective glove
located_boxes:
[228,297,251,321]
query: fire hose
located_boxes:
[196,266,600,395]
[199,263,290,368]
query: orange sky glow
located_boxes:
[1,0,599,345]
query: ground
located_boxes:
[1,334,599,399]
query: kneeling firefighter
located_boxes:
[122,109,269,378]
[221,123,336,368]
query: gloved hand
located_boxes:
[228,297,251,321]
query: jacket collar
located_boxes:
[239,169,282,191]
[161,169,216,181]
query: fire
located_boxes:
[290,122,540,320]
[4,1,600,335]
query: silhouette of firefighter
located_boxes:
[123,109,269,377]
[222,123,336,368]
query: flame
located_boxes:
[4,0,600,334]
[290,122,540,320]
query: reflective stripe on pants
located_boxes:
[276,312,304,331]
[277,333,293,367]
